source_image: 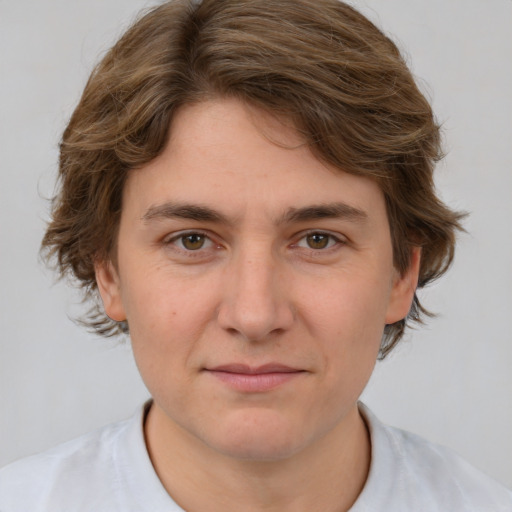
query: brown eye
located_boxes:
[306,233,331,249]
[181,234,206,250]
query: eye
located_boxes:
[296,232,341,250]
[165,232,215,251]
[305,233,331,249]
[180,233,208,250]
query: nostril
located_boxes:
[225,327,240,337]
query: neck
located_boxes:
[144,403,371,512]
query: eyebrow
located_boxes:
[142,203,230,224]
[279,202,368,224]
[141,201,367,225]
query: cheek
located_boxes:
[301,268,390,377]
[121,256,211,323]
[125,283,217,412]
[120,269,220,369]
[306,268,392,336]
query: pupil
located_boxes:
[307,234,329,249]
[183,234,204,250]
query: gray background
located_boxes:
[1,0,511,487]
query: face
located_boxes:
[97,98,419,461]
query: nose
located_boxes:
[217,247,295,342]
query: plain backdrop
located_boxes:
[1,0,511,488]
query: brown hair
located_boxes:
[42,0,464,358]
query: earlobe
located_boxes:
[385,247,421,325]
[95,261,126,322]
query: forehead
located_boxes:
[123,98,387,225]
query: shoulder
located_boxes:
[384,424,512,506]
[354,403,512,512]
[0,409,138,512]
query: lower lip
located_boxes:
[206,370,304,392]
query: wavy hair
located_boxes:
[41,0,465,357]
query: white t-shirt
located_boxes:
[1,402,511,511]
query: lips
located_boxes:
[204,363,306,392]
[208,363,301,374]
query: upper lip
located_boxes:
[206,363,303,374]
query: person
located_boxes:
[1,0,510,510]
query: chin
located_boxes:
[203,411,308,462]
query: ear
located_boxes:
[95,260,126,322]
[385,247,421,325]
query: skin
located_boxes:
[96,98,420,511]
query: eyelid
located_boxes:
[161,228,346,253]
[292,230,347,250]
[163,230,218,251]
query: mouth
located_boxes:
[204,363,306,393]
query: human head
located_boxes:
[42,0,464,357]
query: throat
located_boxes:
[143,401,371,512]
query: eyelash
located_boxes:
[162,230,346,257]
[293,230,345,252]
[163,230,218,254]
